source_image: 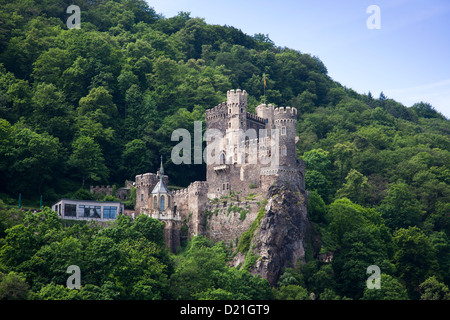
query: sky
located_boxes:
[147,0,450,118]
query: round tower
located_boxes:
[274,106,298,167]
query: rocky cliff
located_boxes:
[246,183,319,285]
[205,183,319,286]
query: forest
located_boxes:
[0,0,449,300]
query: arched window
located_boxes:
[281,126,286,135]
[220,152,226,165]
[160,195,165,210]
[282,145,287,156]
[154,196,157,209]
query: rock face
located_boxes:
[243,183,317,285]
[204,182,318,286]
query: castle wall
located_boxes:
[205,200,261,246]
[173,181,209,237]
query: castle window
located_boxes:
[240,108,243,113]
[282,145,287,156]
[281,127,286,135]
[141,194,144,202]
[160,195,165,210]
[154,196,157,209]
[220,153,226,165]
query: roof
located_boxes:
[151,180,171,194]
[52,198,125,205]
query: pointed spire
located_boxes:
[159,155,164,180]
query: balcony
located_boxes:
[213,164,228,172]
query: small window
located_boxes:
[281,127,286,135]
[282,146,287,156]
[141,194,144,202]
[154,196,157,209]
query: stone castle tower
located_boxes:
[136,89,306,254]
[205,89,305,199]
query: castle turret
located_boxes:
[274,106,298,167]
[226,89,247,164]
[227,89,247,131]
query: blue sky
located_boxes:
[148,0,450,118]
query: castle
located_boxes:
[135,89,306,252]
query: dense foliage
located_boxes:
[0,203,271,299]
[0,0,448,300]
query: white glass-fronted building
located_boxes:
[52,198,125,221]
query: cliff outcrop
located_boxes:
[205,183,319,286]
[246,183,318,285]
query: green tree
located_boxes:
[77,86,118,128]
[121,139,153,180]
[361,274,408,300]
[68,136,108,186]
[393,227,440,298]
[419,276,450,300]
[31,82,73,142]
[11,125,63,195]
[336,169,370,205]
[0,271,31,300]
[378,182,424,230]
[274,285,310,300]
[307,190,326,223]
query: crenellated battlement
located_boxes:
[227,89,247,107]
[274,106,297,117]
[206,102,228,121]
[246,112,266,124]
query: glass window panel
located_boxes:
[64,204,76,217]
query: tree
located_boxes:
[307,190,326,223]
[419,276,450,300]
[336,169,370,205]
[68,135,108,186]
[378,182,424,230]
[332,142,357,185]
[122,139,152,180]
[274,285,310,300]
[411,102,445,120]
[12,125,63,195]
[393,227,440,298]
[0,271,30,300]
[361,274,408,300]
[77,86,118,128]
[302,149,332,201]
[31,82,73,143]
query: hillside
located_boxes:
[0,0,449,300]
